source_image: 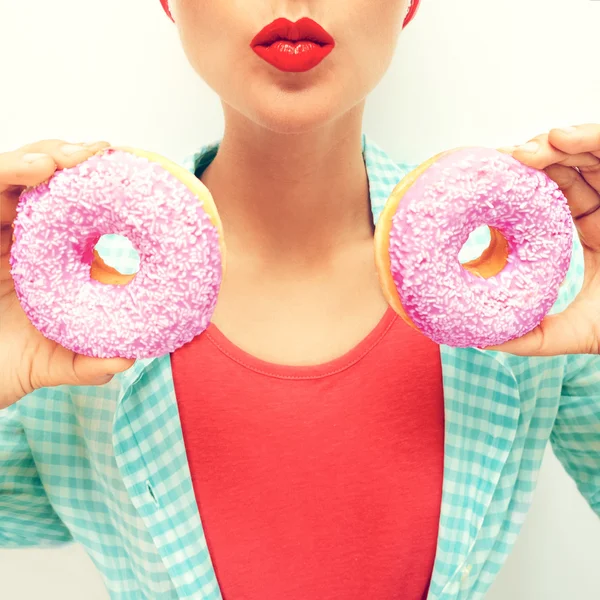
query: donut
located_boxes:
[10,147,225,359]
[374,147,574,348]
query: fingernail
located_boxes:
[60,144,86,155]
[518,141,539,153]
[22,153,49,163]
[556,126,577,134]
[497,146,517,154]
[95,374,113,385]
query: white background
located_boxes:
[1,0,599,598]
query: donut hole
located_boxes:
[90,234,140,286]
[459,225,509,279]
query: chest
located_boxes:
[209,240,389,364]
[172,310,445,480]
[171,318,445,600]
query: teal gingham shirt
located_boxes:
[1,137,599,599]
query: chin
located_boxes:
[253,108,335,135]
[239,82,353,135]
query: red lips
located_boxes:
[250,18,335,73]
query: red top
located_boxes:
[171,307,444,600]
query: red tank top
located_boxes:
[171,307,444,600]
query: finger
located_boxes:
[0,141,111,226]
[500,146,599,169]
[0,224,12,259]
[578,160,600,195]
[0,140,110,194]
[0,154,56,228]
[544,164,600,250]
[0,188,20,225]
[497,146,518,155]
[0,151,58,195]
[80,141,111,152]
[509,133,600,170]
[485,300,596,356]
[548,124,600,158]
[20,139,111,157]
[70,354,136,387]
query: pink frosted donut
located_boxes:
[374,147,573,348]
[10,148,224,359]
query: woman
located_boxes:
[0,1,599,598]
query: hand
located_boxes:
[0,140,135,409]
[490,124,600,356]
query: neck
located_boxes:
[200,102,372,264]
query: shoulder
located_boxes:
[363,135,417,182]
[181,141,220,175]
[362,136,418,224]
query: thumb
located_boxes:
[70,355,136,386]
[484,304,593,356]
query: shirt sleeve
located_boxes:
[549,230,600,517]
[0,403,73,547]
[551,353,600,517]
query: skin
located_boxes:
[1,1,599,408]
[171,0,412,364]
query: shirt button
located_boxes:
[461,564,472,582]
[146,480,160,507]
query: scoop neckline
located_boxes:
[204,307,398,380]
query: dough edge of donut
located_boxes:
[374,148,456,332]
